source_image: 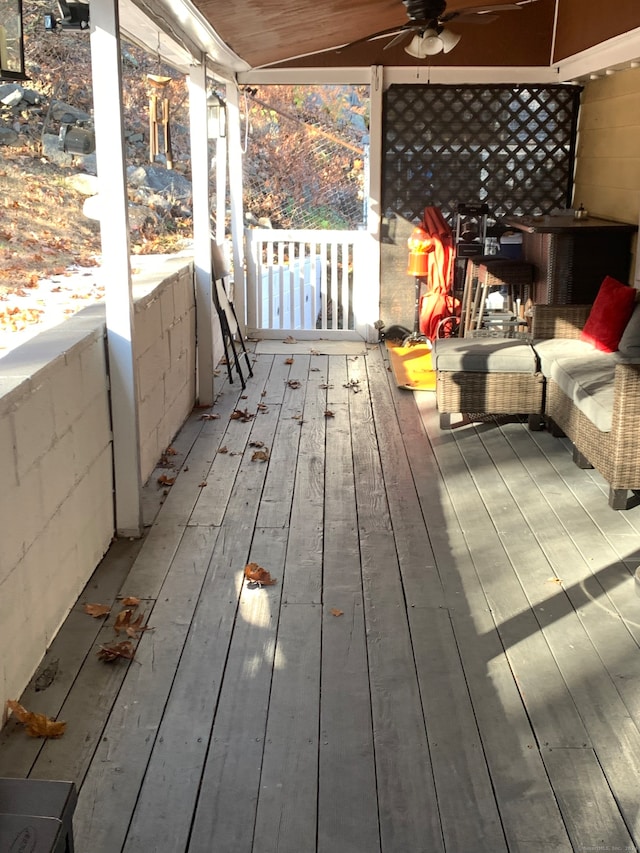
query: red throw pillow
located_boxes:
[580,276,637,352]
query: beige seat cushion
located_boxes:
[433,337,538,374]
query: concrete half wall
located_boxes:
[0,257,198,719]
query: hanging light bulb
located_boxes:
[439,27,461,53]
[421,28,443,55]
[405,33,429,59]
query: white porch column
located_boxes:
[367,65,384,340]
[90,0,142,537]
[226,81,246,329]
[188,59,215,405]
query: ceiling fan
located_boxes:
[339,0,536,57]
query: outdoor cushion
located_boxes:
[580,275,636,353]
[433,337,537,373]
[549,353,616,432]
[617,301,640,358]
[532,337,596,377]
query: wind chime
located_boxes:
[147,42,173,170]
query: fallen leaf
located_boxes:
[230,408,254,422]
[252,449,270,462]
[249,440,264,448]
[125,612,153,639]
[157,473,175,486]
[257,403,268,412]
[83,603,111,618]
[198,481,208,488]
[284,357,294,364]
[165,446,177,455]
[200,413,220,420]
[319,383,333,389]
[218,446,229,454]
[6,700,66,739]
[287,380,301,389]
[283,335,297,344]
[120,596,141,607]
[97,640,136,662]
[244,562,277,586]
[113,608,134,635]
[331,608,344,617]
[547,577,563,584]
[324,410,335,418]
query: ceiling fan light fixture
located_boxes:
[405,33,429,58]
[439,27,461,53]
[422,28,445,55]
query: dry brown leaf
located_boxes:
[198,481,208,488]
[249,440,264,448]
[252,449,270,462]
[218,445,229,454]
[6,700,66,738]
[244,562,277,586]
[157,473,175,486]
[230,408,254,422]
[324,410,335,418]
[283,335,297,344]
[287,380,301,389]
[331,608,344,617]
[200,413,220,420]
[120,596,141,607]
[125,612,153,639]
[113,608,134,634]
[284,357,294,364]
[257,403,268,412]
[164,446,177,455]
[97,640,136,662]
[83,603,111,618]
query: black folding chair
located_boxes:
[211,241,253,389]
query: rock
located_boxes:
[0,84,24,107]
[127,165,148,187]
[66,173,100,195]
[50,100,91,124]
[41,133,74,166]
[20,88,42,106]
[0,126,19,146]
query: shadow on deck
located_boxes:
[2,342,640,853]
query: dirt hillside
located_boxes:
[0,1,192,343]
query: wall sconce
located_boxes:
[59,123,95,154]
[0,0,28,81]
[207,92,227,139]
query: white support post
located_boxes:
[216,130,227,245]
[188,60,215,405]
[90,0,142,538]
[226,81,247,330]
[366,65,384,342]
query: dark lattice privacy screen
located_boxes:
[383,84,581,225]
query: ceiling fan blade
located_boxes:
[443,3,525,21]
[336,24,411,52]
[383,27,418,49]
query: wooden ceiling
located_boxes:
[187,0,640,70]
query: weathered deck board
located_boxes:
[5,344,640,853]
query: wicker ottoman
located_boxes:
[433,336,544,429]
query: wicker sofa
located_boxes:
[433,302,640,510]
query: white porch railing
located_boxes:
[245,229,377,341]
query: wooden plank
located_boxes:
[252,602,321,853]
[365,348,445,608]
[282,355,328,604]
[317,355,379,853]
[423,406,589,747]
[455,419,640,840]
[409,606,507,852]
[186,528,287,853]
[0,538,141,778]
[347,355,445,853]
[124,527,286,853]
[188,353,275,527]
[543,747,636,852]
[72,525,218,852]
[256,355,310,528]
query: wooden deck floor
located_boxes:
[3,342,640,852]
